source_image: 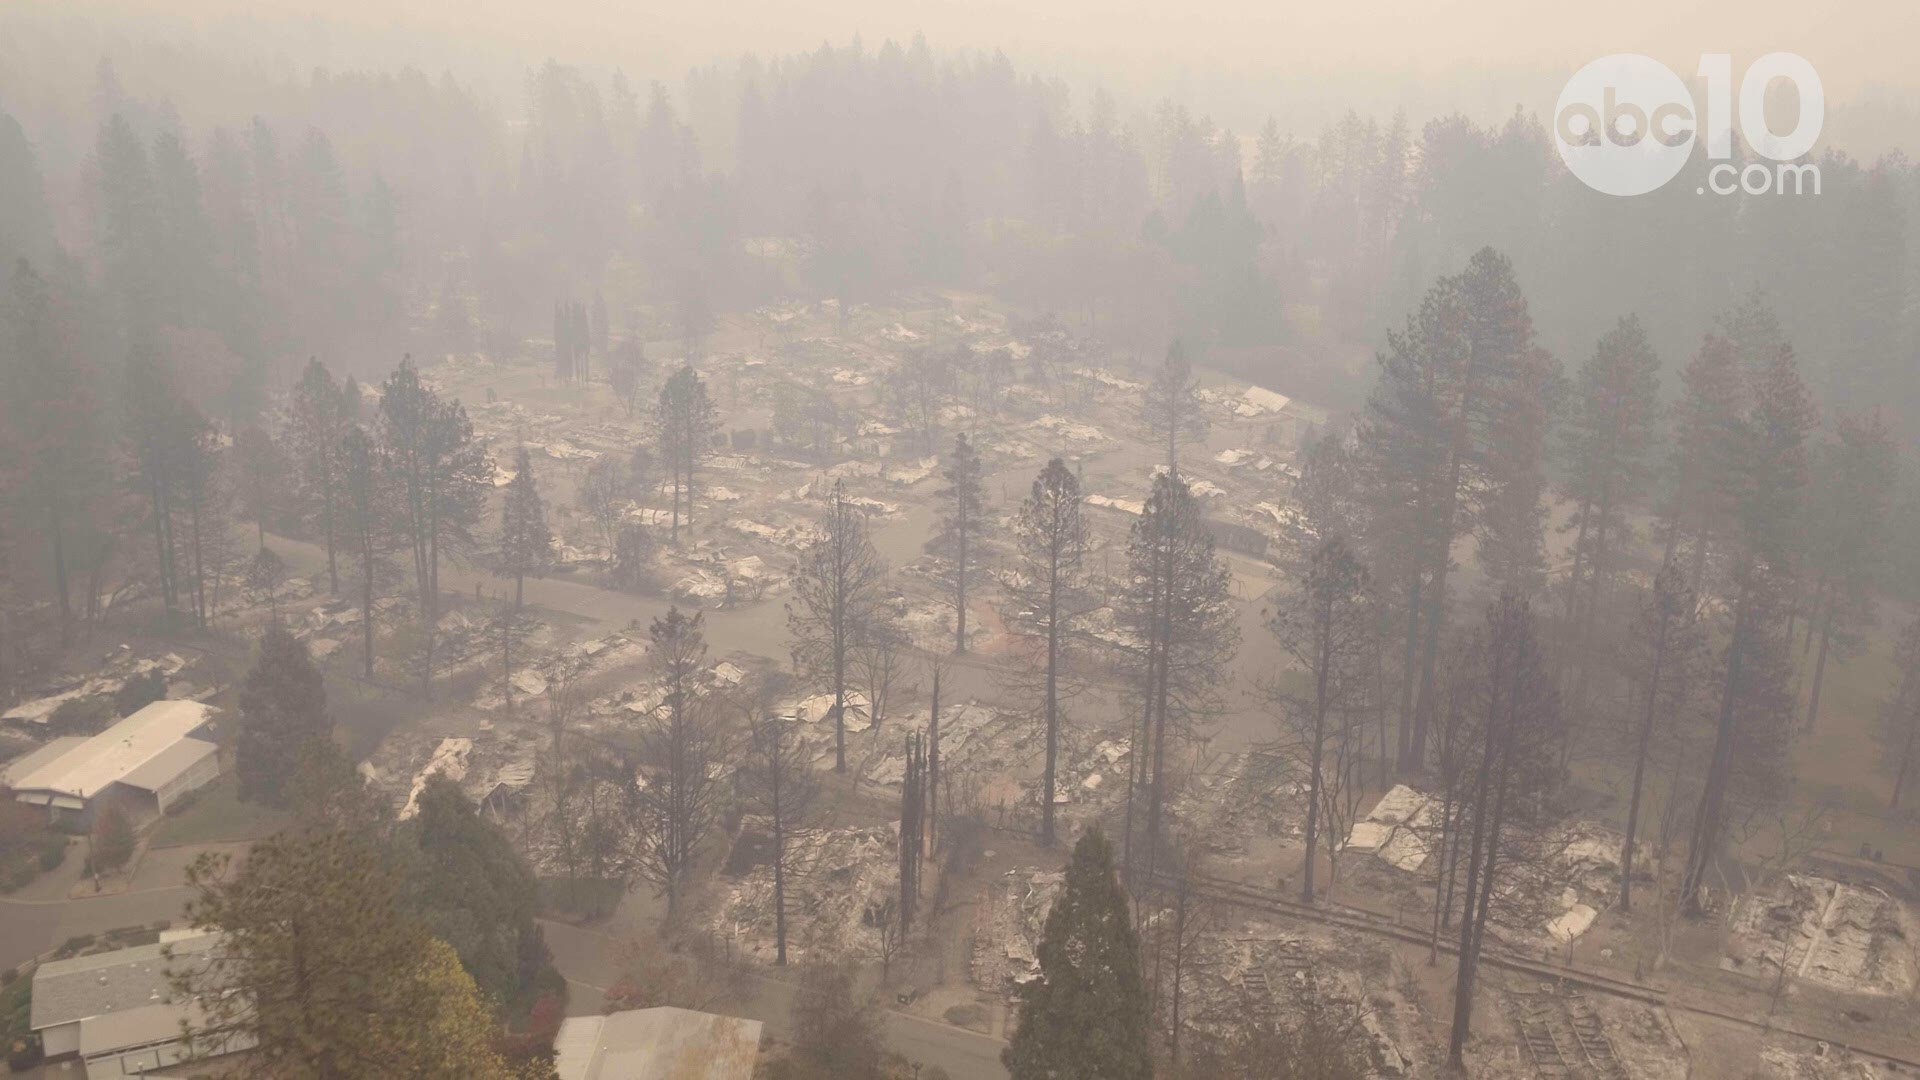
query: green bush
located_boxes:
[113,671,168,716]
[91,806,135,873]
[7,1034,43,1072]
[37,836,65,872]
[49,695,116,735]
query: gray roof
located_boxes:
[554,1007,762,1080]
[117,737,218,794]
[5,700,215,801]
[30,933,218,1031]
[1,737,88,788]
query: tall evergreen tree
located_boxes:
[1801,410,1899,731]
[496,446,552,610]
[1681,337,1815,910]
[4,261,106,636]
[935,431,985,653]
[1138,340,1207,473]
[401,775,553,1013]
[1880,618,1920,810]
[651,365,717,544]
[1007,458,1090,846]
[379,358,491,696]
[288,358,348,593]
[634,607,725,916]
[1267,536,1374,904]
[1558,316,1662,706]
[1004,828,1152,1080]
[1120,473,1238,880]
[1362,247,1546,770]
[339,424,395,680]
[173,829,525,1079]
[236,621,331,807]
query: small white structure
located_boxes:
[554,1007,762,1080]
[3,700,220,824]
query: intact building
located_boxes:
[29,931,247,1077]
[1,700,221,825]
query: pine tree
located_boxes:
[1007,458,1091,846]
[288,358,348,593]
[634,607,725,916]
[1362,247,1546,770]
[1681,336,1815,910]
[1660,334,1746,591]
[1267,536,1373,903]
[236,621,331,807]
[935,432,985,653]
[1120,473,1238,881]
[402,775,551,1013]
[1445,594,1562,1067]
[1881,618,1920,810]
[4,260,107,638]
[172,829,524,1079]
[1558,316,1661,712]
[741,676,819,966]
[1004,828,1152,1080]
[651,365,717,544]
[1139,341,1206,473]
[1619,565,1707,911]
[339,424,395,680]
[1801,411,1898,731]
[379,358,491,696]
[497,447,552,610]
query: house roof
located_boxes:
[1,737,88,788]
[6,700,216,802]
[118,738,218,794]
[31,932,219,1031]
[554,1007,762,1080]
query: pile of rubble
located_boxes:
[1725,874,1917,997]
[713,824,900,965]
[469,630,647,712]
[971,866,1063,992]
[1343,786,1634,947]
[1,649,199,726]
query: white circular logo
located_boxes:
[1555,54,1696,197]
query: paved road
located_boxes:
[540,918,1008,1079]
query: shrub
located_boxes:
[37,837,64,872]
[7,1034,43,1072]
[112,671,167,717]
[48,696,115,736]
[90,807,135,873]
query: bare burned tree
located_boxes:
[578,456,627,563]
[788,481,890,772]
[850,613,907,737]
[1266,535,1375,904]
[1004,457,1092,846]
[740,674,819,966]
[634,606,727,918]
